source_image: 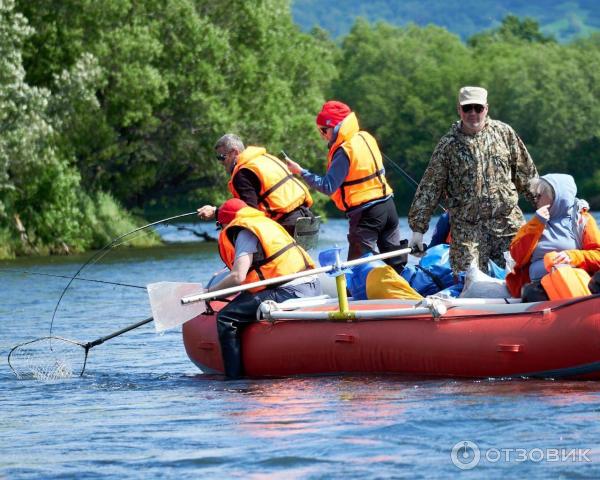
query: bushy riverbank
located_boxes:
[0,192,160,260]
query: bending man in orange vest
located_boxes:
[197,134,315,236]
[207,198,321,378]
[286,101,406,271]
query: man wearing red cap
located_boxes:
[206,198,320,378]
[286,101,406,270]
[197,133,315,237]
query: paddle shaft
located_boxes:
[181,247,412,304]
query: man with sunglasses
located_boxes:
[286,101,406,271]
[197,134,315,236]
[408,86,538,276]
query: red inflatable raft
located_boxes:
[182,295,600,379]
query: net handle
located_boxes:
[85,316,154,349]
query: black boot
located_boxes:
[216,315,244,379]
[215,291,262,379]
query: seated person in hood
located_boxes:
[506,173,600,300]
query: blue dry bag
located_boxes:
[400,244,460,296]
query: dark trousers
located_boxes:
[217,279,321,378]
[523,273,600,301]
[347,197,406,272]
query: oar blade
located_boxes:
[147,282,206,332]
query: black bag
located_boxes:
[589,271,600,295]
[521,281,549,302]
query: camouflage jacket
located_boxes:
[408,118,538,235]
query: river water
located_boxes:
[1,218,599,479]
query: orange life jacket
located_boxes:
[228,146,313,220]
[327,113,392,211]
[541,266,591,300]
[218,207,314,292]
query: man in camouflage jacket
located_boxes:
[408,86,538,274]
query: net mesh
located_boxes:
[8,337,87,380]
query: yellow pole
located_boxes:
[335,273,349,313]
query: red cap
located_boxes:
[316,100,351,128]
[217,198,247,225]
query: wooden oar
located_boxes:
[147,247,412,332]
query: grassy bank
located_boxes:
[0,192,161,260]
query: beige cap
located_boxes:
[458,86,488,105]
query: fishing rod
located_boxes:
[7,211,206,380]
[3,269,145,289]
[382,152,420,190]
[48,211,198,337]
[382,152,446,214]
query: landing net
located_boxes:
[8,337,88,380]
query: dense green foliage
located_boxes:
[1,1,599,258]
[0,0,157,258]
[0,0,334,258]
[293,0,600,42]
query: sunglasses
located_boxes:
[216,152,227,162]
[318,126,329,136]
[461,104,485,113]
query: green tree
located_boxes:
[15,0,230,207]
[196,1,336,195]
[0,0,84,255]
[0,0,158,258]
[468,15,556,47]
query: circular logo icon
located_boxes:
[451,440,481,470]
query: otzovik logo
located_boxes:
[451,440,481,470]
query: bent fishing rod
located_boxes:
[48,211,198,337]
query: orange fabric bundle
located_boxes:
[541,266,591,300]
